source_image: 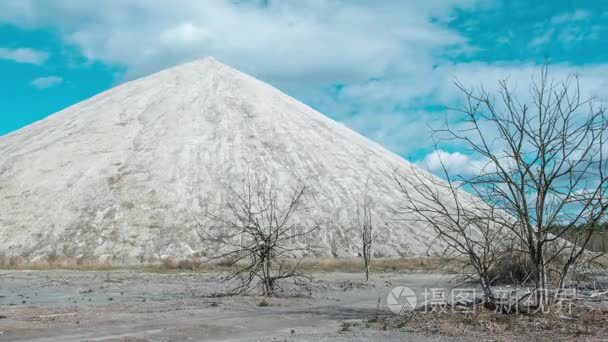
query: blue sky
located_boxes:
[0,0,607,173]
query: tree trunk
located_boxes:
[535,257,549,310]
[262,254,273,296]
[480,276,494,303]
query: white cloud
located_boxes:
[0,47,48,65]
[529,9,597,48]
[0,0,478,81]
[321,62,608,159]
[31,76,63,89]
[160,22,213,48]
[528,28,554,48]
[551,9,591,24]
[432,62,608,108]
[418,149,488,176]
[0,0,488,158]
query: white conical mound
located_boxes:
[0,57,443,264]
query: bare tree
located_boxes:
[357,193,374,281]
[197,174,320,296]
[395,161,514,304]
[405,66,607,309]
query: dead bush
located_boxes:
[488,254,536,285]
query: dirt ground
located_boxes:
[0,270,459,341]
[3,270,606,341]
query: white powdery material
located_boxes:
[0,57,445,264]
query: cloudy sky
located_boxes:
[0,0,606,173]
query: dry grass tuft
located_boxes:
[0,255,459,273]
[0,254,113,271]
[301,257,453,273]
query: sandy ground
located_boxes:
[0,270,459,341]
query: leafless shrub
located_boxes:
[197,173,320,296]
[487,252,535,285]
[395,163,514,303]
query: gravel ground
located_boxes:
[0,270,457,341]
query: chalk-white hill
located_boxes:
[0,57,446,264]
